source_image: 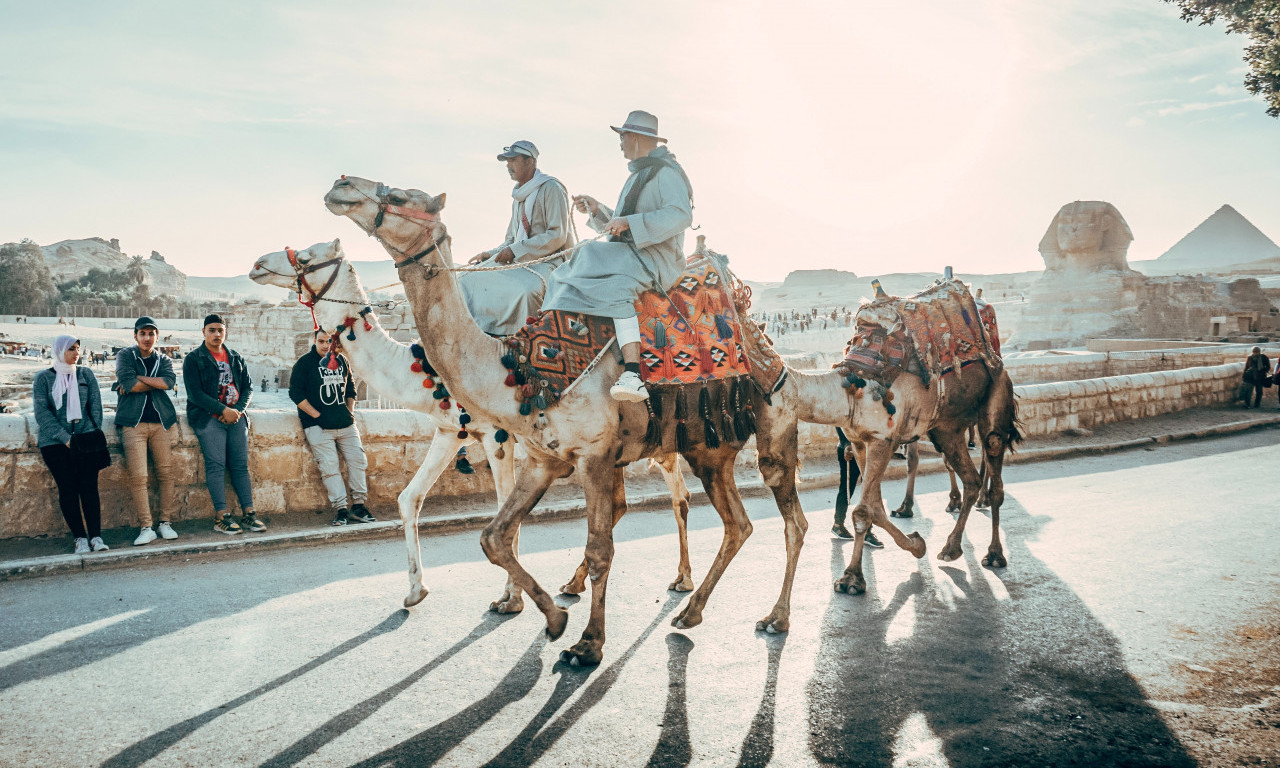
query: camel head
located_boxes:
[324,176,447,264]
[249,238,363,304]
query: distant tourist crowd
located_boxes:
[32,314,375,554]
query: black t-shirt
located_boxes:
[139,353,162,424]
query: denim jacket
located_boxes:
[182,343,252,429]
[114,346,178,429]
[32,367,103,448]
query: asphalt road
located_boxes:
[1,430,1277,767]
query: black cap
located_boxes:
[203,313,225,328]
[133,316,159,332]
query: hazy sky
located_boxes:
[2,0,1276,281]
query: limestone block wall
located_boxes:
[0,360,1264,539]
[1004,344,1279,385]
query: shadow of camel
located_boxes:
[806,497,1196,767]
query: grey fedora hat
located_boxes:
[610,110,667,143]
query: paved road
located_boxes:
[2,430,1277,767]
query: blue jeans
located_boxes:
[193,415,253,513]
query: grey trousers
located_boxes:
[304,424,368,510]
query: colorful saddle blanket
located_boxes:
[500,255,753,413]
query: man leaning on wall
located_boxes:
[114,316,180,546]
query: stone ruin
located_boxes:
[1009,201,1277,348]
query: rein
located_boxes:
[287,246,344,330]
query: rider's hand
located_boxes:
[494,247,516,265]
[605,218,630,237]
[469,252,489,265]
[572,195,599,216]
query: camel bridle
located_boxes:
[338,176,444,274]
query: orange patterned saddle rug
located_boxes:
[499,256,753,415]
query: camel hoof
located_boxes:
[544,607,569,641]
[833,575,866,595]
[755,617,789,634]
[937,543,963,562]
[831,523,855,540]
[890,504,914,518]
[672,608,703,630]
[976,495,991,510]
[559,641,602,667]
[668,575,695,592]
[489,596,524,614]
[559,580,586,596]
[906,532,927,558]
[945,501,962,515]
[403,586,429,608]
[982,550,1007,568]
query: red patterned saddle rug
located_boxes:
[499,255,754,420]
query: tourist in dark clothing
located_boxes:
[183,313,263,534]
[33,335,107,554]
[1242,347,1271,409]
[290,329,373,526]
[115,316,180,546]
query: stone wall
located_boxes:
[0,359,1267,539]
[1004,344,1279,385]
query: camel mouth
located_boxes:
[247,264,271,283]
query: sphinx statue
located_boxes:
[1038,201,1134,273]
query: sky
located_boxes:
[1,0,1277,282]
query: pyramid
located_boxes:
[1155,204,1280,271]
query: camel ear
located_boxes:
[428,193,447,213]
[329,238,342,256]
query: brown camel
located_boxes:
[323,176,807,664]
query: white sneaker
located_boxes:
[133,527,157,546]
[89,537,109,552]
[610,370,649,402]
[157,522,178,540]
[73,537,90,555]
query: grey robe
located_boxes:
[541,149,693,319]
[459,177,574,336]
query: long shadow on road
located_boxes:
[806,498,1196,767]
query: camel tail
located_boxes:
[996,372,1023,454]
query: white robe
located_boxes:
[459,176,574,336]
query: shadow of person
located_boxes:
[806,496,1197,767]
[257,612,510,768]
[99,610,412,768]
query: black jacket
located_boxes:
[182,343,253,429]
[289,347,355,430]
[1244,353,1271,383]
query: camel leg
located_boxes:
[480,457,574,640]
[560,466,630,595]
[398,428,463,608]
[559,454,619,667]
[936,428,984,562]
[673,449,753,630]
[481,434,523,613]
[891,442,919,518]
[834,440,927,595]
[754,421,808,634]
[656,454,695,592]
[981,432,1008,568]
[974,451,992,510]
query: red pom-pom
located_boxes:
[410,361,423,373]
[521,383,537,398]
[504,373,517,387]
[439,399,451,410]
[363,318,373,331]
[423,376,435,389]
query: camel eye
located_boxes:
[389,192,409,204]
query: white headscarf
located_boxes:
[511,170,554,243]
[51,334,82,422]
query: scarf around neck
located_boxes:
[511,170,556,241]
[51,334,83,422]
[611,146,694,243]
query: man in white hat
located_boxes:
[542,110,693,401]
[460,140,575,337]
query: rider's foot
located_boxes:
[610,370,649,402]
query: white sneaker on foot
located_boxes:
[89,537,109,552]
[157,522,178,540]
[73,537,90,555]
[610,370,648,402]
[133,527,157,546]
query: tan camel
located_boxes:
[323,176,804,665]
[249,241,698,612]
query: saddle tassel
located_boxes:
[700,385,719,448]
[714,313,734,341]
[643,395,661,447]
[675,388,690,453]
[652,319,668,349]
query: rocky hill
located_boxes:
[39,238,187,296]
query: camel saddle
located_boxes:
[837,279,1002,390]
[499,251,754,421]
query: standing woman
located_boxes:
[33,335,108,554]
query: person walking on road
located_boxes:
[183,314,264,535]
[115,316,180,546]
[1242,346,1271,409]
[290,329,374,527]
[33,335,108,554]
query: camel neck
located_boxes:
[785,367,854,426]
[395,242,514,424]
